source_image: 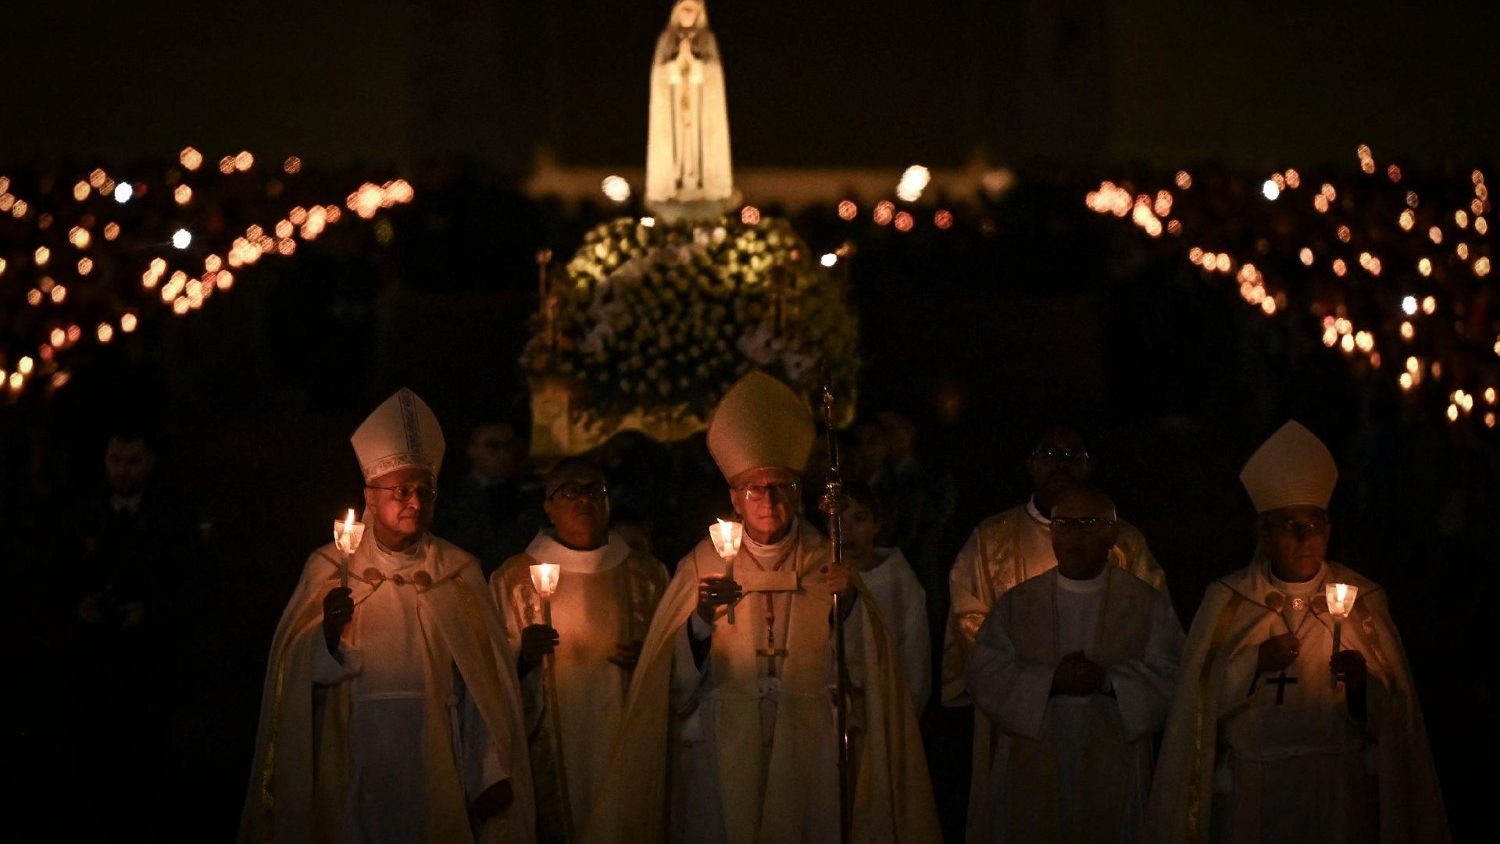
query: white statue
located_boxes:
[646,0,736,220]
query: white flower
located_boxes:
[781,350,816,382]
[736,322,777,365]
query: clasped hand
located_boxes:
[1052,651,1105,696]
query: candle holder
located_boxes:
[1325,582,1359,653]
[709,519,743,623]
[530,562,561,627]
[333,508,365,589]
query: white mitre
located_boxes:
[1239,419,1338,512]
[707,370,815,482]
[351,388,445,482]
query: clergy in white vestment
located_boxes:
[489,457,669,843]
[238,389,536,844]
[583,370,940,843]
[943,425,1166,841]
[968,486,1183,843]
[841,479,931,709]
[1147,420,1449,844]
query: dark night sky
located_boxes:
[3,1,1496,169]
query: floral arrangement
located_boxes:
[521,215,859,426]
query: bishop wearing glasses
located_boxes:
[239,388,535,844]
[490,457,669,843]
[584,370,939,843]
[1148,421,1448,843]
[943,425,1166,841]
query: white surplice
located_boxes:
[850,546,930,708]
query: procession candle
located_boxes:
[530,562,561,627]
[709,519,743,623]
[333,508,365,589]
[1325,582,1359,654]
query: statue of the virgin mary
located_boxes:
[645,0,737,220]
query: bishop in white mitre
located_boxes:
[239,389,535,844]
[968,486,1183,843]
[1148,420,1449,843]
[583,370,940,843]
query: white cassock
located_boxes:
[849,546,931,708]
[969,567,1183,844]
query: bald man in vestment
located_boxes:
[943,426,1166,841]
[968,487,1182,843]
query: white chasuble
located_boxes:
[943,501,1166,842]
[969,568,1182,844]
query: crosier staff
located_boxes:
[818,384,853,844]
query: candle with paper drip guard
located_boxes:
[1325,582,1359,655]
[710,519,743,623]
[333,509,366,589]
[530,562,562,626]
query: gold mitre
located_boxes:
[707,370,815,482]
[351,388,445,482]
[1239,419,1338,512]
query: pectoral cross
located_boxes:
[1266,671,1299,704]
[757,592,788,676]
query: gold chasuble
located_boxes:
[943,501,1164,841]
[1147,561,1449,844]
[237,536,536,844]
[583,520,940,843]
[491,532,668,843]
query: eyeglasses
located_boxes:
[548,482,608,501]
[1032,448,1090,463]
[367,483,439,503]
[736,481,800,502]
[1267,514,1329,536]
[1051,516,1115,531]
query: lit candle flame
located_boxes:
[1325,582,1359,619]
[333,508,365,557]
[530,563,561,599]
[710,519,743,560]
